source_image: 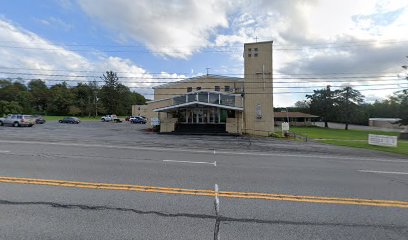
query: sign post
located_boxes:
[281,122,290,136]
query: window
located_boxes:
[248,53,251,57]
[224,86,230,92]
[254,53,258,57]
[248,48,251,51]
[214,86,220,91]
[196,86,201,91]
[254,48,258,51]
[187,87,192,92]
[227,110,236,118]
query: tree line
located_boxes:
[285,86,408,129]
[0,71,146,117]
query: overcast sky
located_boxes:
[0,0,407,106]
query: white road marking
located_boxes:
[214,184,220,215]
[0,150,10,153]
[163,159,216,166]
[0,139,407,163]
[358,170,408,175]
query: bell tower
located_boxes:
[243,41,274,136]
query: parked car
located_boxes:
[0,114,34,127]
[130,116,147,124]
[59,117,80,124]
[33,115,46,124]
[128,116,137,121]
[128,116,147,122]
[101,115,122,122]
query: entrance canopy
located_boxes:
[153,91,243,112]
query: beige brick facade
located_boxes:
[243,41,274,136]
[132,41,275,136]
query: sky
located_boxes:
[0,0,407,106]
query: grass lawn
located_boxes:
[290,126,408,156]
[321,139,408,155]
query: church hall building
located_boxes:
[132,41,275,136]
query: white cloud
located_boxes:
[77,0,233,58]
[0,18,183,98]
[209,0,408,106]
[3,0,408,106]
[57,0,75,9]
[97,57,186,97]
[0,19,91,75]
[35,17,73,32]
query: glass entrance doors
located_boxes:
[183,107,222,124]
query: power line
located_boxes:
[0,66,403,76]
[1,39,407,48]
[0,71,401,80]
[0,40,407,54]
[0,45,235,53]
[2,76,405,86]
[3,78,406,87]
[13,78,407,90]
[136,87,408,95]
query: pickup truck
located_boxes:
[101,115,122,122]
[0,114,34,127]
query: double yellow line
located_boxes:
[1,176,407,208]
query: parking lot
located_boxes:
[0,120,405,159]
[1,120,408,239]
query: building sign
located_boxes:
[151,117,160,127]
[281,122,290,131]
[256,104,262,119]
[368,134,398,147]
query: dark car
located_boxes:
[59,117,80,124]
[34,115,46,124]
[130,116,146,124]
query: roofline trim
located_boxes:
[244,40,274,45]
[153,101,243,112]
[153,74,243,89]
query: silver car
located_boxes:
[0,114,35,127]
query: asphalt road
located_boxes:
[0,121,407,239]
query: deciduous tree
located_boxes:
[99,71,120,114]
[28,79,49,113]
[335,86,364,130]
[306,85,335,128]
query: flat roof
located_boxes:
[369,118,401,121]
[244,40,274,46]
[153,74,243,89]
[274,112,319,118]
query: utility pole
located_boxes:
[402,56,408,80]
[94,93,98,117]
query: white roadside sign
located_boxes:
[281,122,290,131]
[368,134,398,147]
[150,117,160,127]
